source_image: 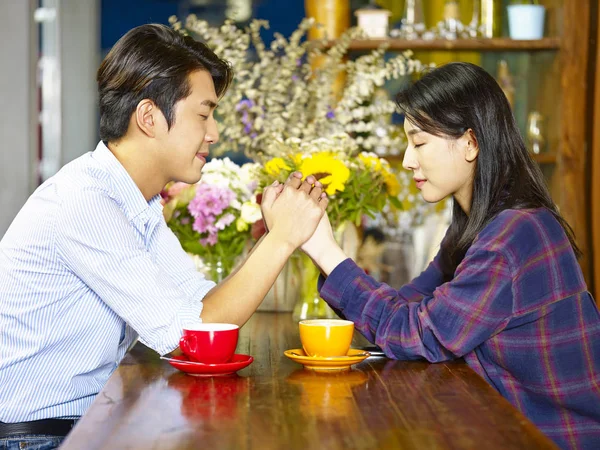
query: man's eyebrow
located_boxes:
[201,99,218,109]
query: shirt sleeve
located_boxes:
[150,218,216,305]
[396,248,446,302]
[54,189,215,355]
[318,246,513,362]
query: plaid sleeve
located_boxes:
[396,248,446,302]
[319,247,513,362]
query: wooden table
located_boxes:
[60,312,557,450]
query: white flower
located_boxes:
[240,162,261,189]
[240,200,262,224]
[200,157,255,202]
[175,16,425,161]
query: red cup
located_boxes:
[179,323,239,364]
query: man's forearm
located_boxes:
[200,232,295,326]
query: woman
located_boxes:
[264,62,600,449]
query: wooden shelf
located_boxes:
[317,37,561,52]
[382,152,557,165]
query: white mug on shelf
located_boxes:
[507,4,546,40]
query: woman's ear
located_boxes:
[464,128,479,162]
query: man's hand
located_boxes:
[261,172,328,250]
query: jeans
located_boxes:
[0,435,64,450]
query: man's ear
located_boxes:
[464,128,479,163]
[134,99,159,138]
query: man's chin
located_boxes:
[179,171,203,185]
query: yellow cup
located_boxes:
[299,319,354,357]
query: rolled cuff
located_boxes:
[318,258,364,312]
[141,280,216,356]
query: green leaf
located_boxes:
[389,196,403,210]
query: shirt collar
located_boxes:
[91,141,163,223]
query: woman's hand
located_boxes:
[299,209,349,277]
[300,212,335,258]
[261,172,328,250]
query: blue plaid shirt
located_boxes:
[319,208,600,449]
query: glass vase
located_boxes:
[292,221,361,321]
[189,253,240,283]
[202,259,227,283]
[258,253,303,312]
[292,252,338,321]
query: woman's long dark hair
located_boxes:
[395,62,581,279]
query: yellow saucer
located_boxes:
[284,348,370,372]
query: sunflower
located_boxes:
[264,157,291,177]
[358,152,399,197]
[383,171,401,196]
[358,153,383,172]
[298,153,350,195]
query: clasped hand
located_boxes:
[261,172,330,251]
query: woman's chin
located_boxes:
[420,191,445,204]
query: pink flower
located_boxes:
[201,233,218,246]
[215,213,235,230]
[167,182,191,199]
[188,184,235,218]
[185,182,239,247]
[192,214,216,234]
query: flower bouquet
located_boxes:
[168,15,430,317]
[254,134,401,228]
[162,158,262,281]
[250,134,403,318]
[167,14,425,230]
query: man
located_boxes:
[0,24,326,448]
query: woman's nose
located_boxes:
[402,146,418,171]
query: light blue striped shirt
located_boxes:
[0,141,215,422]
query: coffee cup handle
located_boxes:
[179,335,196,355]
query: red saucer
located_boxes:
[167,354,253,377]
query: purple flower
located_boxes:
[326,106,335,120]
[241,110,254,135]
[180,217,190,225]
[235,98,255,112]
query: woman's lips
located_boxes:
[414,178,426,189]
